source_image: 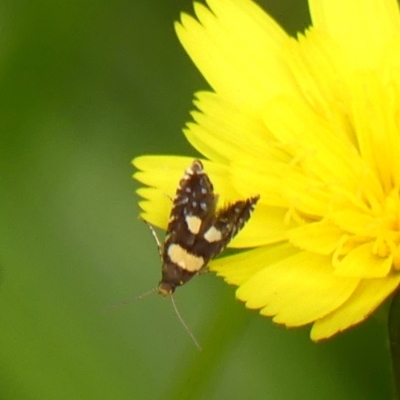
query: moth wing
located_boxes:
[191,195,260,263]
[165,162,218,249]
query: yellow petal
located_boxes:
[333,212,378,240]
[211,242,298,285]
[134,154,240,204]
[133,155,195,195]
[175,0,299,115]
[309,0,400,68]
[288,220,343,255]
[335,242,392,278]
[229,205,289,248]
[311,274,400,340]
[289,28,349,121]
[184,91,286,164]
[263,96,365,192]
[237,251,359,326]
[230,161,332,216]
[136,188,171,228]
[350,72,400,192]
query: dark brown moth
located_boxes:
[117,159,261,350]
[151,159,259,296]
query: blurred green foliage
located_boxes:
[0,0,394,399]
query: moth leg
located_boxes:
[163,192,174,202]
[140,217,163,257]
[197,266,210,275]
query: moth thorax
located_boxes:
[158,281,175,297]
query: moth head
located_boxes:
[157,281,175,296]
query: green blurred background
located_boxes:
[0,0,394,399]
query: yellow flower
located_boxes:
[133,0,400,341]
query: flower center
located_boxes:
[331,188,400,274]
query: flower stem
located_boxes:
[389,288,400,399]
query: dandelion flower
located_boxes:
[133,0,400,341]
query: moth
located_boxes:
[149,159,259,296]
[122,159,261,349]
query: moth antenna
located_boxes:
[140,217,163,257]
[170,295,202,351]
[103,287,158,312]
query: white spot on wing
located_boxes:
[204,226,222,243]
[186,215,202,234]
[168,244,205,272]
